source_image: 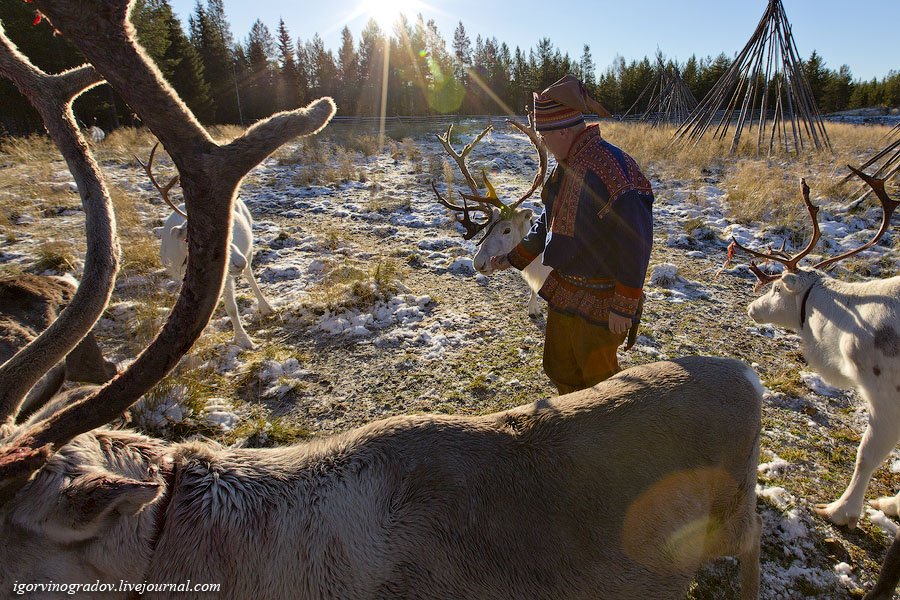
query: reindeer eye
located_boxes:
[503,228,511,235]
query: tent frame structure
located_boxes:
[672,0,830,155]
[844,124,900,201]
[621,56,698,126]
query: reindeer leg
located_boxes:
[864,529,900,600]
[816,408,900,529]
[738,514,761,600]
[870,491,900,517]
[223,277,254,349]
[527,290,541,318]
[244,266,274,316]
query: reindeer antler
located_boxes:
[430,180,492,240]
[0,0,336,497]
[506,116,548,209]
[813,166,900,270]
[732,168,899,289]
[135,142,186,218]
[431,117,548,242]
[0,24,117,428]
[731,178,821,287]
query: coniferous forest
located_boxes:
[1,0,898,134]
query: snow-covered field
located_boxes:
[2,119,899,598]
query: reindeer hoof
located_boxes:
[258,305,275,317]
[234,337,256,350]
[815,502,860,529]
[869,496,900,517]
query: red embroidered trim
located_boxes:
[539,271,616,324]
[611,293,641,318]
[508,244,538,271]
[614,281,643,299]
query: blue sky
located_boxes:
[168,0,898,81]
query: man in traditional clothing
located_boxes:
[490,75,654,394]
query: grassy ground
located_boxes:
[1,118,899,598]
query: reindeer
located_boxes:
[0,274,116,418]
[431,121,552,317]
[1,3,763,598]
[864,528,900,600]
[732,171,900,530]
[138,143,274,349]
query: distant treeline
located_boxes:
[1,0,898,134]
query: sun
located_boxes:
[363,0,422,31]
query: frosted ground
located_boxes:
[1,119,899,598]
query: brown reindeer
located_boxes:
[1,3,760,599]
[0,274,116,418]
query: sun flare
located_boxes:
[362,0,422,31]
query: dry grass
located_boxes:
[599,120,896,225]
[282,141,366,186]
[93,127,158,163]
[0,134,62,164]
[33,240,80,273]
[109,183,161,274]
[306,257,404,313]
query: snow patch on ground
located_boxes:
[800,371,844,397]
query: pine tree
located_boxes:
[306,34,337,101]
[423,18,461,114]
[190,0,240,123]
[452,21,472,99]
[511,47,531,115]
[334,27,359,115]
[357,19,386,117]
[146,0,213,122]
[819,65,853,112]
[580,45,596,91]
[802,50,828,108]
[275,19,302,111]
[245,19,277,120]
[132,0,172,69]
[534,38,556,90]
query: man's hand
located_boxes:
[490,255,511,271]
[609,312,632,335]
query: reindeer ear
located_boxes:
[172,223,188,243]
[514,209,534,225]
[59,471,161,537]
[781,273,803,293]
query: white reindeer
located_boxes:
[139,144,274,349]
[0,8,760,599]
[431,121,551,316]
[734,171,900,529]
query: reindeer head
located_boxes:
[1,393,169,590]
[431,119,547,274]
[733,169,899,330]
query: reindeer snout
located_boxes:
[747,302,761,323]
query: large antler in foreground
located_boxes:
[0,0,335,497]
[0,24,117,426]
[732,170,899,289]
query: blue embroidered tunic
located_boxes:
[507,125,654,324]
